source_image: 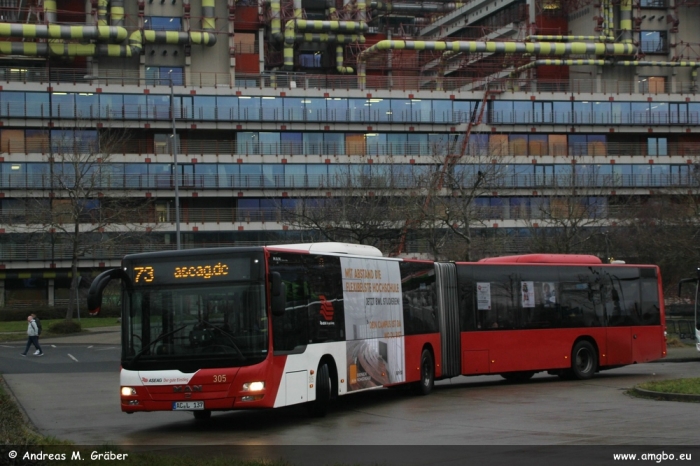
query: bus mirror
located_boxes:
[87,268,132,316]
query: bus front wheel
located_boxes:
[307,362,331,417]
[571,340,597,380]
[414,349,435,396]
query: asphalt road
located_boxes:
[1,332,699,465]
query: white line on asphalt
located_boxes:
[0,345,12,348]
[95,347,117,351]
[88,346,93,348]
[68,354,79,362]
[51,345,56,348]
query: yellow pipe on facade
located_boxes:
[358,40,638,88]
[97,0,109,27]
[0,23,128,42]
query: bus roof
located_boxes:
[478,254,603,265]
[268,242,384,257]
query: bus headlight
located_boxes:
[121,387,137,396]
[242,381,265,392]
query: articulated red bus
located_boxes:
[87,244,666,419]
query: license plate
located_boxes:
[172,401,204,410]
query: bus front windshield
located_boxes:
[123,283,268,370]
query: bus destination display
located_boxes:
[128,257,254,285]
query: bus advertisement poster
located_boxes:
[521,281,535,308]
[341,257,405,392]
[476,282,491,310]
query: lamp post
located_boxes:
[84,72,181,250]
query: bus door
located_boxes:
[602,267,663,365]
[602,268,634,365]
[632,268,664,363]
[435,262,460,378]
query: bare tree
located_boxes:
[405,134,514,260]
[276,162,415,252]
[523,164,613,255]
[610,179,700,290]
[9,128,156,320]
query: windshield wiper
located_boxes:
[130,324,187,364]
[199,320,245,358]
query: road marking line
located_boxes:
[51,345,57,348]
[68,353,79,362]
[0,345,13,348]
[95,347,117,351]
[88,346,93,348]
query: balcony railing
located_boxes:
[2,101,699,127]
[2,140,700,158]
[0,66,697,95]
[0,173,699,192]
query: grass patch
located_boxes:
[638,378,700,395]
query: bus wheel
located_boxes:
[501,371,535,383]
[193,410,211,421]
[571,341,597,380]
[307,363,331,417]
[414,349,435,396]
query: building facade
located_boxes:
[0,0,699,307]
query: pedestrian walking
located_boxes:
[30,313,43,355]
[21,315,43,356]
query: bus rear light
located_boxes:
[240,395,264,402]
[242,381,265,392]
[121,387,137,396]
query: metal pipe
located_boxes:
[620,0,633,44]
[97,0,109,27]
[358,40,638,88]
[526,35,614,42]
[44,0,57,24]
[283,20,367,70]
[110,0,125,27]
[0,23,128,42]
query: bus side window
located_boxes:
[640,269,661,325]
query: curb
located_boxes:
[631,387,700,403]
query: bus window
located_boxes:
[640,268,661,325]
[271,253,310,352]
[518,265,560,329]
[557,267,603,328]
[473,266,519,330]
[457,265,476,331]
[604,267,641,326]
[305,255,345,343]
[400,262,438,335]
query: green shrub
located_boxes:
[0,307,69,321]
[48,319,83,334]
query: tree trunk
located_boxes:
[65,223,80,321]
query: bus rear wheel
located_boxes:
[571,340,597,380]
[413,349,434,396]
[307,362,331,417]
